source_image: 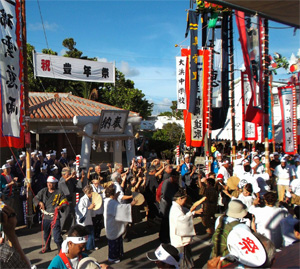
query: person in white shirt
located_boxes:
[169,188,206,268]
[251,156,264,175]
[236,159,261,197]
[75,185,96,251]
[274,158,296,202]
[216,160,230,185]
[103,184,136,264]
[249,191,288,249]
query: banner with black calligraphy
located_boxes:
[33,52,115,83]
[295,83,300,145]
[181,48,209,147]
[241,72,258,141]
[0,0,24,148]
[176,56,187,110]
[278,85,297,154]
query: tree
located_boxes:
[158,101,183,119]
[98,70,153,118]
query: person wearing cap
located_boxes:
[169,188,206,268]
[0,163,18,207]
[58,148,69,174]
[147,243,181,269]
[15,151,26,183]
[274,158,296,202]
[33,176,69,253]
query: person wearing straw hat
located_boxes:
[147,243,181,269]
[33,176,69,253]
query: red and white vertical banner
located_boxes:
[278,85,298,154]
[0,0,24,148]
[176,145,180,165]
[75,155,80,204]
[176,56,187,110]
[241,72,258,141]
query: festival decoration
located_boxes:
[0,0,24,148]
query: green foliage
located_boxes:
[98,70,153,118]
[26,39,153,117]
[158,101,183,119]
[149,122,184,159]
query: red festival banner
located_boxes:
[278,85,297,154]
[236,11,263,126]
[241,72,258,141]
[0,0,24,148]
[181,48,210,147]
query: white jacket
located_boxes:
[169,201,195,248]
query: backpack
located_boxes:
[211,215,240,265]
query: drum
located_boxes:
[132,192,145,206]
[91,192,103,211]
[227,176,240,191]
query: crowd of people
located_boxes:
[0,144,300,268]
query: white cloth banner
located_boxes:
[278,85,297,154]
[33,52,115,83]
[242,72,257,140]
[0,0,22,138]
[176,56,187,109]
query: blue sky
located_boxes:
[26,0,300,115]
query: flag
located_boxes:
[278,85,297,154]
[181,48,210,147]
[236,11,263,125]
[0,0,24,148]
[185,10,199,114]
[211,13,229,130]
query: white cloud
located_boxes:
[28,21,59,31]
[59,49,67,56]
[118,61,140,77]
[96,57,108,63]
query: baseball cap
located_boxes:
[147,244,181,269]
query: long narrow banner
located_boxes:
[175,56,187,109]
[241,72,258,141]
[236,11,263,125]
[181,48,210,147]
[295,83,300,145]
[278,85,297,154]
[33,52,115,83]
[185,10,199,114]
[0,0,24,148]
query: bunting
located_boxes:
[0,0,24,148]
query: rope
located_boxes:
[40,207,59,253]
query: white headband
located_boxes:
[154,245,180,269]
[61,236,88,253]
